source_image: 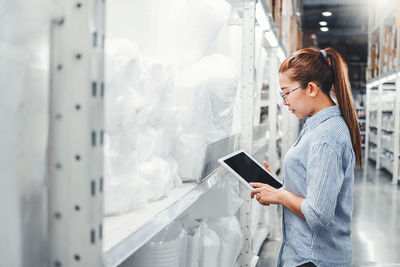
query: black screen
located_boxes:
[223,152,282,189]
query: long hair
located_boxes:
[279,47,362,167]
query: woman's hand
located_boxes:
[251,182,306,219]
[250,183,282,206]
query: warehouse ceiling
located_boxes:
[302,0,368,44]
[301,0,369,91]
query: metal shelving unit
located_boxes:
[101,0,287,266]
[1,0,304,265]
[6,0,301,266]
[365,3,400,184]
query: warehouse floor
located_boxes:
[256,161,400,267]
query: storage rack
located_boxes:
[365,3,400,184]
[41,0,301,266]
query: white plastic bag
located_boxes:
[206,217,243,267]
[179,217,202,267]
[199,221,220,267]
[177,0,231,68]
[174,54,240,181]
[104,38,181,215]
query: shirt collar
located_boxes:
[303,105,341,132]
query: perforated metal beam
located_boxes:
[48,0,105,266]
[238,0,256,266]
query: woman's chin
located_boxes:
[293,112,306,119]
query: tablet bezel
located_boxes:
[218,149,282,190]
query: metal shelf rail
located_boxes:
[103,169,226,267]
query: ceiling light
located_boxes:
[319,21,328,26]
[322,11,332,17]
[320,27,329,32]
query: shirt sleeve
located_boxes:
[301,142,344,232]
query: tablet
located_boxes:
[218,149,283,190]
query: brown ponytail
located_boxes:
[279,47,362,167]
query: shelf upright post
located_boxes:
[376,24,384,170]
[376,84,383,170]
[48,0,105,266]
[238,0,256,265]
[393,21,400,184]
[363,83,371,179]
[364,4,373,179]
[268,47,279,172]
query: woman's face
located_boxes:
[278,71,313,119]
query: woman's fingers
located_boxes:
[259,199,270,206]
[264,161,277,176]
[249,182,265,188]
[263,161,271,170]
[251,188,262,198]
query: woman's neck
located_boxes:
[309,97,336,116]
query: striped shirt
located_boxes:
[278,105,355,267]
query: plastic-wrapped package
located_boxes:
[107,0,230,68]
[179,217,202,267]
[177,0,231,68]
[105,0,239,211]
[174,54,240,181]
[104,38,184,215]
[198,221,220,267]
[174,133,207,182]
[175,54,239,134]
[122,222,187,267]
[0,1,60,266]
[206,217,243,267]
[188,175,242,219]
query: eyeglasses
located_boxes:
[279,85,302,104]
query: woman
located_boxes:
[250,47,362,267]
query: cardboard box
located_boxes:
[396,4,400,28]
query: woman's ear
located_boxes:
[308,82,320,97]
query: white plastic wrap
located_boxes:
[105,0,240,213]
[104,39,182,215]
[206,217,243,267]
[107,0,230,68]
[0,1,59,266]
[174,55,240,180]
[198,221,220,267]
[122,222,187,267]
[188,175,242,219]
[177,0,231,68]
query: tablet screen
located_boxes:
[222,151,282,189]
